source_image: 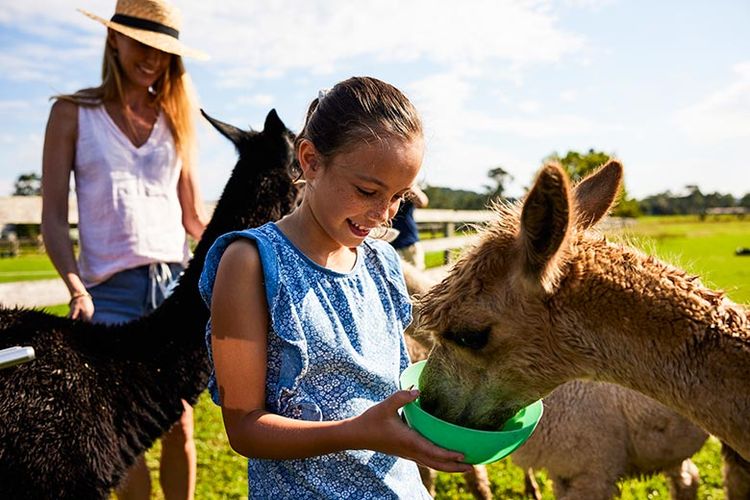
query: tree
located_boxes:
[544,149,641,217]
[10,172,43,241]
[484,166,513,202]
[13,172,42,196]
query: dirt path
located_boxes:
[0,279,67,308]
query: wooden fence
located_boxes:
[0,197,488,307]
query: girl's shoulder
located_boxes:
[199,224,279,305]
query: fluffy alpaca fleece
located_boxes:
[515,380,708,499]
[0,110,299,499]
[415,161,750,497]
[405,261,713,500]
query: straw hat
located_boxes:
[79,0,208,60]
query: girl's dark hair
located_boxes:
[295,76,423,160]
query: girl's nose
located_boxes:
[367,200,391,225]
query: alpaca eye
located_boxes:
[445,328,490,350]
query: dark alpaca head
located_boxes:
[197,109,299,252]
[172,109,300,303]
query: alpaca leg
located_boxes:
[722,442,750,500]
[663,459,699,500]
[463,465,493,500]
[524,468,543,500]
[417,464,437,497]
[160,402,196,500]
[116,455,151,500]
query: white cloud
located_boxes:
[675,61,750,143]
[237,94,275,108]
[560,89,578,102]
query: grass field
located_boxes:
[5,215,748,498]
[0,252,57,283]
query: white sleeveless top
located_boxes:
[74,104,187,288]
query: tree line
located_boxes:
[424,149,748,217]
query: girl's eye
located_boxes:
[356,187,376,196]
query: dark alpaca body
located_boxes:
[0,110,298,499]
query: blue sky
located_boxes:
[1,0,748,201]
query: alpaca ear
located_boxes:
[201,109,245,148]
[519,163,572,279]
[573,160,623,229]
[264,109,286,135]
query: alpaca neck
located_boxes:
[562,239,750,457]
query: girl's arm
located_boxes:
[211,240,471,473]
[177,162,209,241]
[40,100,94,321]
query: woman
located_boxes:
[41,0,208,497]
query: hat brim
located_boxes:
[78,8,209,61]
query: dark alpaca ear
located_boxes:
[264,109,286,135]
[201,109,245,148]
[573,159,623,229]
[519,163,572,280]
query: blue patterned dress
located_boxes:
[199,222,432,499]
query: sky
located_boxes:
[1,0,748,201]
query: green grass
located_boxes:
[0,253,58,283]
[611,215,750,304]
[15,216,749,498]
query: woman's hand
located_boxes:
[351,389,473,473]
[69,293,94,321]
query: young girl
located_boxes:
[199,77,471,497]
[41,0,207,497]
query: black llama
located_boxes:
[0,109,299,499]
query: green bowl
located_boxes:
[399,360,543,465]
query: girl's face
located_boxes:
[301,136,424,248]
[109,31,171,90]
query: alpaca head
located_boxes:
[416,160,623,430]
[199,109,300,242]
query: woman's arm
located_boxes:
[211,240,470,472]
[177,163,209,241]
[409,184,429,208]
[40,100,94,320]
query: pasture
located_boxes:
[5,215,748,498]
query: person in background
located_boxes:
[201,76,471,498]
[390,184,429,269]
[40,0,208,497]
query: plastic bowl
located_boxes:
[399,360,543,465]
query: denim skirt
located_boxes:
[89,262,184,325]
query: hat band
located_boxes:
[110,13,179,39]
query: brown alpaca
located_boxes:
[414,161,750,490]
[406,260,713,499]
[515,380,707,499]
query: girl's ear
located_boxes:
[297,139,322,179]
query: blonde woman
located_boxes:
[41,0,208,498]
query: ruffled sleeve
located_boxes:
[363,238,413,333]
[198,227,282,405]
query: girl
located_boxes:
[200,77,472,498]
[41,0,208,497]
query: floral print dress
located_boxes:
[199,222,432,499]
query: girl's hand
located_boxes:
[69,294,94,321]
[352,389,473,473]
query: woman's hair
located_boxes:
[55,34,198,171]
[296,76,423,162]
